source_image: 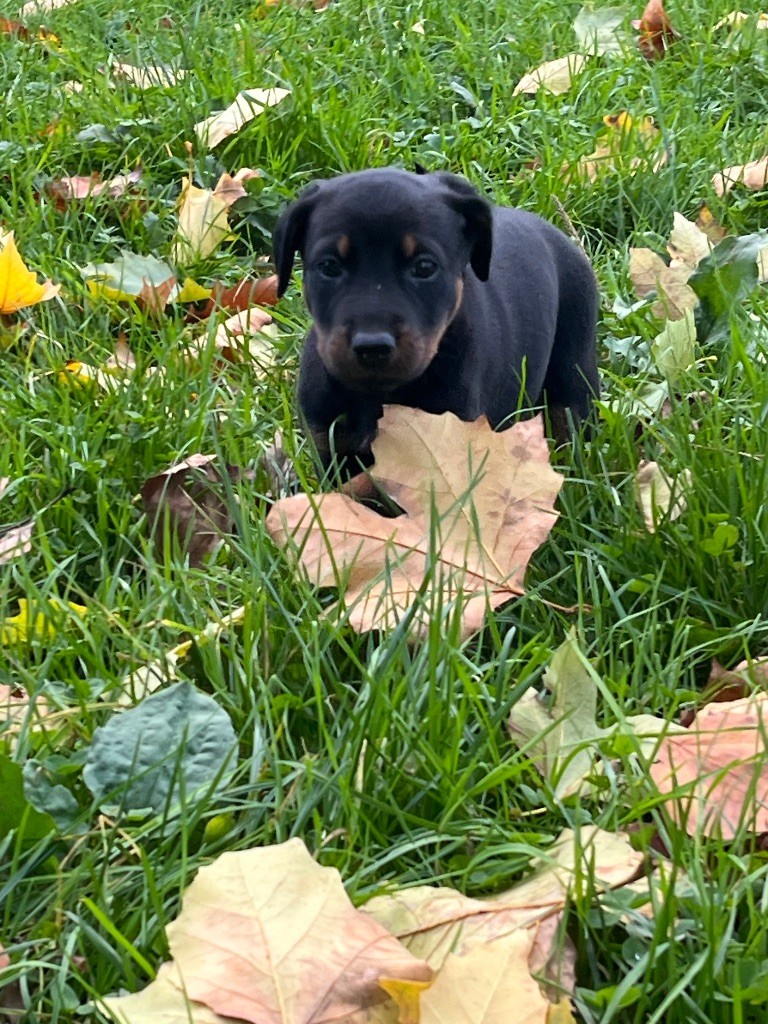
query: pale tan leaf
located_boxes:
[650,694,768,837]
[666,212,711,268]
[713,11,768,30]
[512,55,589,96]
[111,62,187,88]
[527,913,576,1003]
[712,155,768,196]
[628,248,698,320]
[172,179,231,265]
[634,460,691,531]
[418,932,550,1024]
[194,88,291,149]
[266,410,563,640]
[212,168,260,206]
[166,839,432,1023]
[103,962,240,1024]
[758,244,768,284]
[212,309,276,365]
[18,0,75,14]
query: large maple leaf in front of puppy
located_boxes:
[266,408,564,640]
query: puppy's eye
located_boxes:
[410,255,439,280]
[317,257,344,279]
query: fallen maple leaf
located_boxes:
[695,204,729,245]
[364,826,641,985]
[194,88,291,149]
[103,839,433,1024]
[141,454,240,567]
[712,155,768,197]
[0,230,60,313]
[650,694,768,837]
[632,0,680,59]
[60,340,140,392]
[513,54,589,96]
[628,248,698,320]
[266,409,564,640]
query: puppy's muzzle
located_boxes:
[350,331,397,368]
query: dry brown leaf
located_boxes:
[266,409,564,640]
[513,54,589,96]
[141,454,239,567]
[695,204,729,245]
[164,839,432,1023]
[650,693,768,837]
[194,88,291,149]
[666,212,711,268]
[634,460,691,531]
[363,827,642,973]
[632,0,680,59]
[187,275,279,322]
[712,156,768,197]
[110,61,187,88]
[49,169,141,204]
[628,248,698,320]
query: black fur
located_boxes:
[273,168,599,471]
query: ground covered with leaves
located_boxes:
[2,0,768,1020]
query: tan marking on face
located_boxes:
[452,277,464,319]
[336,235,350,258]
[401,233,417,258]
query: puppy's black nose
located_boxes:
[350,331,396,367]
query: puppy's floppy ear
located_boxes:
[272,182,321,298]
[437,173,493,282]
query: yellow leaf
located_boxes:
[177,277,213,303]
[1,599,87,645]
[379,977,433,1024]
[0,231,60,313]
[171,178,231,265]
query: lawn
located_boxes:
[2,0,768,1020]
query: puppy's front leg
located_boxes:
[298,337,381,475]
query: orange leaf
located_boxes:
[650,694,768,837]
[632,0,680,59]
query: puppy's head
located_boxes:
[272,168,493,393]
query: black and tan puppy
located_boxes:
[273,168,599,471]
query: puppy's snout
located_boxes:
[350,331,396,367]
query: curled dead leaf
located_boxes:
[141,454,241,566]
[712,155,768,197]
[632,0,680,59]
[634,460,691,531]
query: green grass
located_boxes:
[2,0,768,1020]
